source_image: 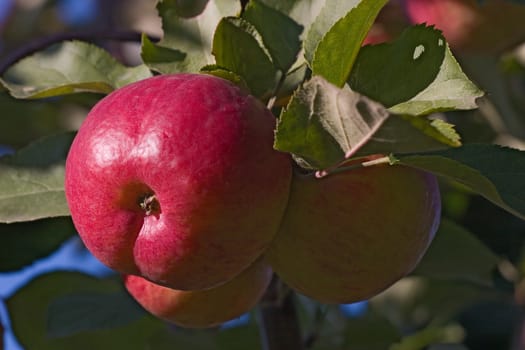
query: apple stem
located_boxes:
[257,277,304,350]
[139,193,160,216]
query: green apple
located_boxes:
[266,159,441,303]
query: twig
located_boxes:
[257,276,304,350]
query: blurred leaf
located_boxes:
[312,0,388,86]
[148,0,240,73]
[414,219,500,286]
[0,217,74,272]
[7,272,163,350]
[338,311,401,350]
[213,17,278,97]
[243,0,303,73]
[349,25,446,108]
[47,290,145,337]
[396,144,525,221]
[140,34,186,74]
[0,132,74,223]
[1,41,152,99]
[390,324,465,350]
[389,46,484,116]
[304,0,359,64]
[274,76,389,170]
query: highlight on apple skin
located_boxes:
[266,159,441,304]
[403,0,525,54]
[64,73,292,291]
[124,258,273,328]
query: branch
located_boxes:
[0,30,160,74]
[257,276,304,350]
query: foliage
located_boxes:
[0,0,525,349]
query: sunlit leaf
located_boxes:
[312,0,388,86]
[274,76,389,170]
[349,25,446,108]
[0,133,74,223]
[213,17,278,97]
[1,41,152,99]
[243,0,303,73]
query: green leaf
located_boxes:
[7,272,163,350]
[140,34,186,74]
[243,0,303,73]
[0,217,74,271]
[258,0,324,31]
[304,0,360,64]
[47,290,145,338]
[312,0,388,86]
[354,115,455,157]
[274,76,389,170]
[213,17,278,98]
[414,219,500,286]
[148,0,240,73]
[390,324,465,350]
[349,25,446,108]
[1,41,152,99]
[389,45,484,116]
[396,144,525,221]
[0,133,75,223]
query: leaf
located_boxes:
[147,0,240,73]
[0,132,75,223]
[389,45,484,115]
[0,217,75,272]
[1,41,152,99]
[354,115,456,157]
[400,115,461,147]
[47,290,145,338]
[213,17,278,97]
[396,144,525,221]
[304,0,360,64]
[7,272,163,350]
[243,0,303,73]
[349,25,446,108]
[274,76,389,170]
[390,324,465,350]
[140,34,186,74]
[258,0,324,31]
[414,219,500,287]
[312,0,389,86]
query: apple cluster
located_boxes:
[65,73,441,328]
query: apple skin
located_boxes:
[65,74,292,290]
[124,258,272,328]
[265,160,441,304]
[403,0,525,54]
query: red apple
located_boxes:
[403,0,525,54]
[124,258,272,328]
[265,159,441,304]
[65,74,292,290]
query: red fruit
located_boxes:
[65,74,291,290]
[266,160,441,304]
[404,0,525,54]
[124,258,272,328]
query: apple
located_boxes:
[124,258,272,328]
[403,0,525,54]
[65,73,292,290]
[265,158,441,304]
